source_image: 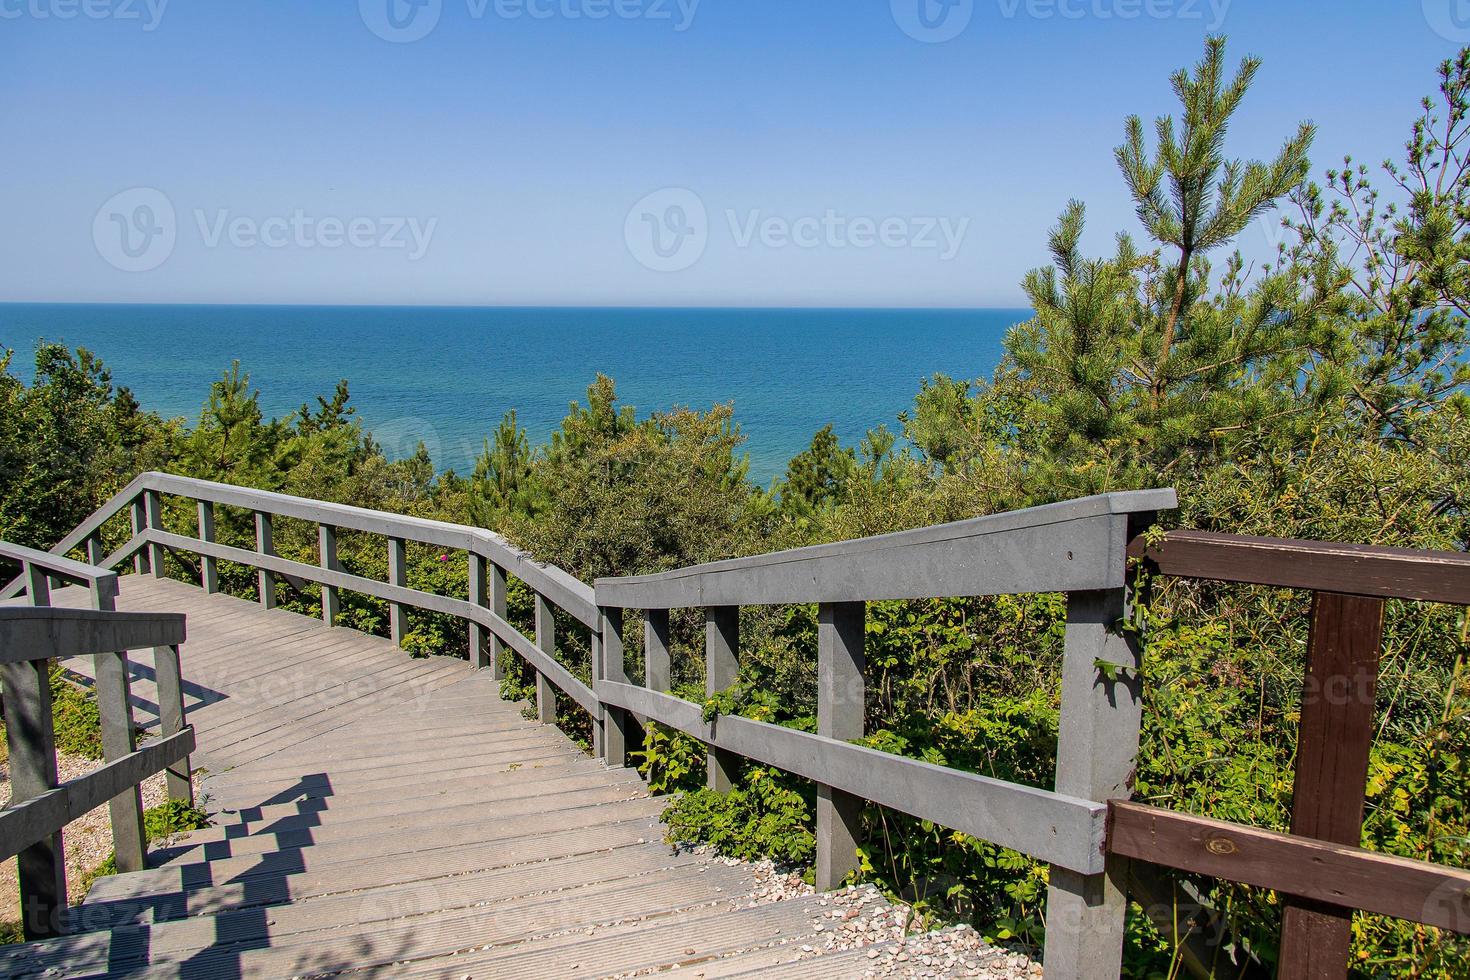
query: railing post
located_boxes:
[468,554,490,669]
[130,495,149,575]
[704,605,740,792]
[600,607,631,768]
[254,512,276,610]
[816,600,865,891]
[1043,587,1141,979]
[24,562,51,608]
[88,578,147,873]
[143,489,165,576]
[1276,592,1385,980]
[319,525,340,627]
[489,561,507,681]
[2,657,65,940]
[533,593,557,725]
[85,534,105,568]
[388,537,408,647]
[197,500,219,594]
[644,608,670,692]
[94,650,147,872]
[154,643,195,806]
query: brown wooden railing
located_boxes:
[1123,531,1470,979]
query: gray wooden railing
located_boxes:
[0,473,1177,976]
[0,473,608,749]
[0,542,194,941]
[595,489,1177,978]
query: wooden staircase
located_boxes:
[0,577,956,979]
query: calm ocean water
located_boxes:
[0,305,1021,485]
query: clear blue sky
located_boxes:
[0,1,1460,307]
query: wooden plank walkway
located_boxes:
[0,576,871,978]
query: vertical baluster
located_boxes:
[254,512,276,610]
[143,489,165,577]
[704,606,739,792]
[197,500,218,594]
[1043,587,1141,979]
[1277,593,1385,980]
[85,534,105,568]
[469,553,490,669]
[154,643,195,806]
[2,656,65,939]
[644,608,671,693]
[388,537,407,647]
[319,525,340,627]
[130,496,148,575]
[25,562,51,608]
[600,607,631,768]
[89,576,146,872]
[488,561,507,681]
[816,600,865,891]
[533,593,557,725]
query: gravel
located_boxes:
[714,855,1042,978]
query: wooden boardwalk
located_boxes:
[0,576,879,978]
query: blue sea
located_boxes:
[0,305,1022,485]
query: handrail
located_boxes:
[0,601,194,940]
[596,488,1177,607]
[6,473,603,731]
[1134,528,1470,604]
[0,540,119,606]
[0,472,598,626]
[0,607,185,663]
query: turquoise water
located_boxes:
[0,304,1021,485]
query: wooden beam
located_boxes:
[1137,530,1470,605]
[197,500,218,594]
[1045,587,1142,979]
[154,644,194,805]
[1108,802,1470,935]
[705,606,740,792]
[597,490,1176,609]
[816,601,865,891]
[597,679,1109,874]
[1278,592,1386,980]
[0,609,187,663]
[1,657,65,939]
[644,609,671,693]
[318,524,341,626]
[388,537,408,647]
[254,512,276,610]
[533,593,557,726]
